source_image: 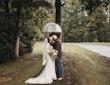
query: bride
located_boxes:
[25,37,57,84]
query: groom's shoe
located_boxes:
[57,77,63,80]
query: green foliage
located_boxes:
[80,0,109,15]
[61,0,110,42]
[0,0,52,63]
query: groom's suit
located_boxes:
[52,38,62,57]
[52,38,63,78]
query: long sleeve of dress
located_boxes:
[46,43,54,53]
[46,43,50,53]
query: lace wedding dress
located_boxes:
[25,39,57,84]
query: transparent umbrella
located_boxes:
[42,22,62,33]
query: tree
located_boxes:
[0,0,52,63]
[80,0,109,15]
[55,0,62,25]
[61,0,110,42]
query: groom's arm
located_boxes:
[54,41,61,53]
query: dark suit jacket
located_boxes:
[52,39,62,57]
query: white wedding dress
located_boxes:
[25,39,57,84]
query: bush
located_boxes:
[0,44,13,64]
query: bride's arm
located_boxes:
[46,43,53,54]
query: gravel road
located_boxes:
[74,43,110,58]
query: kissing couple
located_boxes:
[25,33,64,84]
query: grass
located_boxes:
[0,42,110,85]
[95,42,110,46]
[63,43,110,85]
[32,42,44,54]
[79,42,110,46]
[0,42,44,85]
[0,54,43,85]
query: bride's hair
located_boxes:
[47,36,54,44]
[47,37,51,43]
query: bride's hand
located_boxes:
[51,57,56,61]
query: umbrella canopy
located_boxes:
[42,22,62,33]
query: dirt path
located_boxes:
[29,55,78,85]
[51,56,78,85]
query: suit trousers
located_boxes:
[55,57,64,78]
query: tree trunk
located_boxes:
[55,0,61,25]
[14,36,20,59]
[4,0,9,14]
[13,0,22,60]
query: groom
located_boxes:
[50,33,64,80]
